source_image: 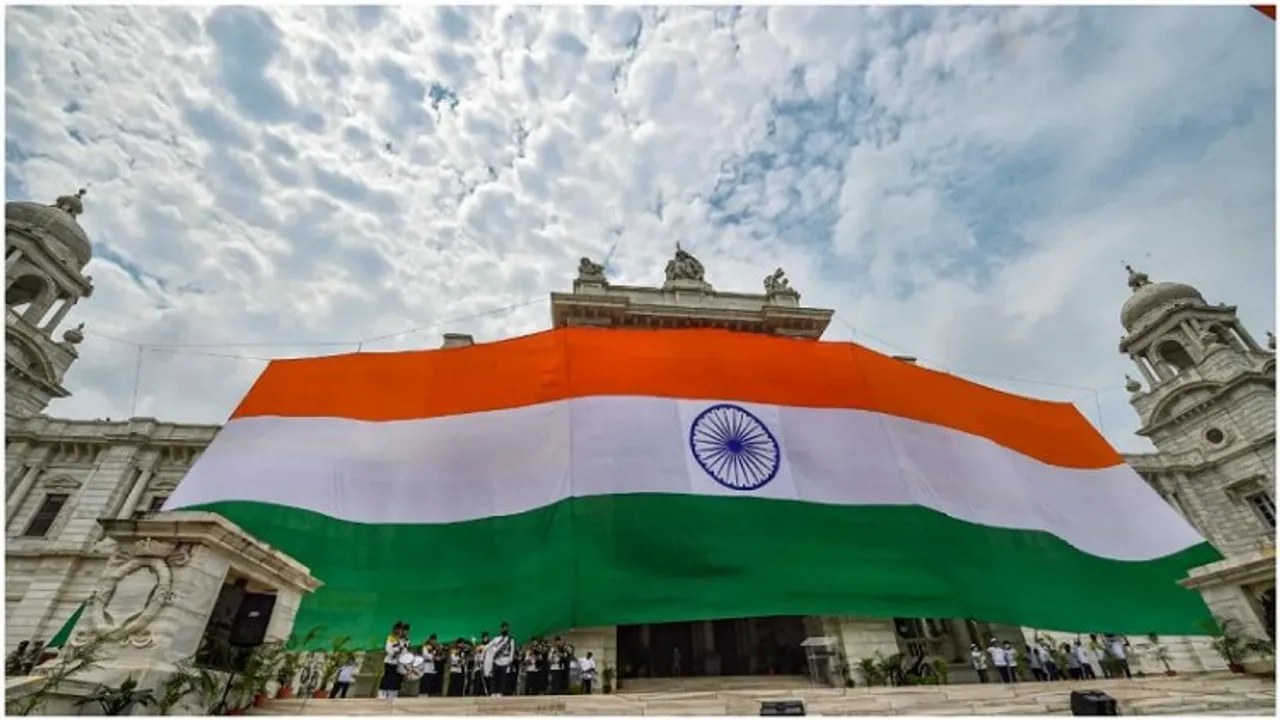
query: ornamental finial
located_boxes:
[1124,263,1150,291]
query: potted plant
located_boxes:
[1198,617,1275,674]
[272,626,323,699]
[275,651,303,699]
[246,642,284,707]
[77,676,156,716]
[856,656,883,687]
[876,652,905,687]
[155,658,215,716]
[316,636,355,698]
[930,657,950,685]
[601,665,615,695]
[1144,633,1176,676]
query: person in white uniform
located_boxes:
[987,639,1011,683]
[1109,636,1132,679]
[1001,642,1019,683]
[970,643,989,684]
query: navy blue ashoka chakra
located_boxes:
[688,403,781,491]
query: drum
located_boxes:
[396,651,416,676]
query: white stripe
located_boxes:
[167,396,1205,562]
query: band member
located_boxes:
[484,622,517,696]
[379,622,410,699]
[430,635,446,697]
[468,632,490,696]
[548,636,572,695]
[531,638,550,695]
[447,639,467,697]
[417,634,441,697]
[520,641,539,695]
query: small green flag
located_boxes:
[47,602,87,649]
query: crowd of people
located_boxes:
[367,621,597,700]
[969,635,1133,684]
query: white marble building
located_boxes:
[5,195,1275,675]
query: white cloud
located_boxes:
[5,6,1274,452]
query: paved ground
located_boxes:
[251,672,1276,715]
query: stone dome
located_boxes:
[5,189,93,269]
[1120,265,1206,332]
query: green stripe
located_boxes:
[192,495,1220,647]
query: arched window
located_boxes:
[1156,339,1195,374]
[6,273,51,321]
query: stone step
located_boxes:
[248,673,1277,716]
[618,675,812,694]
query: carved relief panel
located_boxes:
[72,538,191,649]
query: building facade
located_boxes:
[5,196,1274,677]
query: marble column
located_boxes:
[6,442,31,487]
[5,463,45,530]
[41,297,76,333]
[116,467,153,519]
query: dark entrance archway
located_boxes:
[616,616,809,680]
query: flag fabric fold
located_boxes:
[166,328,1218,641]
[47,601,86,649]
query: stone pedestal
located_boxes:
[1181,546,1276,673]
[830,617,900,667]
[24,511,321,714]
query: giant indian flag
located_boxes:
[166,328,1218,641]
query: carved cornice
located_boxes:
[4,326,67,389]
[98,512,323,594]
[1223,474,1270,502]
[1120,304,1241,352]
[150,479,180,493]
[1138,371,1275,436]
[1123,433,1276,474]
[40,474,82,492]
[1181,546,1276,591]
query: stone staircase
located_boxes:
[617,675,813,694]
[251,672,1275,715]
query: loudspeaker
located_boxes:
[760,700,806,716]
[1070,690,1118,716]
[228,592,276,648]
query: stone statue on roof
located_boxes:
[664,243,706,283]
[578,257,606,283]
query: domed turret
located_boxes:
[1119,265,1206,331]
[5,189,92,270]
[6,188,95,417]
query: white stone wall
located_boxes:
[4,415,218,651]
[829,617,900,664]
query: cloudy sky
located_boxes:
[5,5,1275,452]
